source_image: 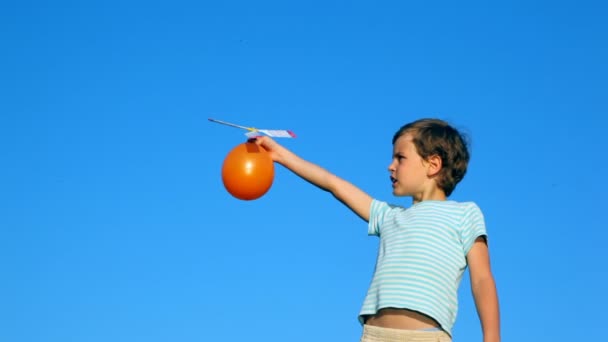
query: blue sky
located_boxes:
[1,1,607,341]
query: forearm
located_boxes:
[472,276,500,342]
[276,146,339,192]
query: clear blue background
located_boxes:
[1,1,607,341]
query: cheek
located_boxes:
[396,164,408,176]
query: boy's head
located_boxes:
[392,119,470,197]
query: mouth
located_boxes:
[390,176,397,187]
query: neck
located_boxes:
[411,187,447,204]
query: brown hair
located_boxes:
[392,119,470,196]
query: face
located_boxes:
[388,134,431,197]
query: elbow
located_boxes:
[471,274,496,293]
[325,173,341,194]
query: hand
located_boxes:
[249,136,288,165]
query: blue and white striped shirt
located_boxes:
[359,199,487,335]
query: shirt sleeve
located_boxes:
[368,199,391,236]
[460,202,488,255]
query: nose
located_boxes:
[388,160,396,172]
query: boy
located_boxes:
[252,118,500,342]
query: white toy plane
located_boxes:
[208,118,296,138]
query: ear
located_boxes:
[426,155,442,177]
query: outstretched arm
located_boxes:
[252,136,372,222]
[468,238,501,342]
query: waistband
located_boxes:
[362,324,451,341]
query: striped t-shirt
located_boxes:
[359,199,487,335]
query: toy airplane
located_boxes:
[208,118,296,138]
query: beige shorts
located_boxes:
[360,324,452,342]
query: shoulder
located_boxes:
[369,198,407,219]
[459,201,484,217]
[430,201,485,225]
[445,201,484,215]
[414,200,480,213]
[371,198,405,211]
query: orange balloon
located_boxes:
[222,142,274,200]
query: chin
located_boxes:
[392,188,411,197]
